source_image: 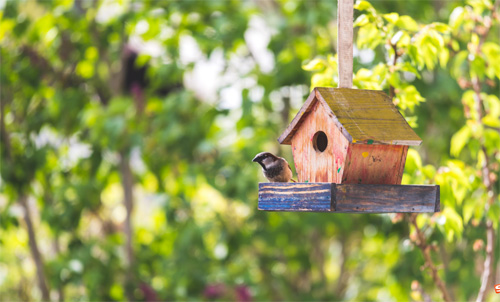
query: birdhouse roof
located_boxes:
[278,87,422,146]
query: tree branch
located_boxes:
[19,194,50,301]
[410,214,452,302]
[334,236,349,298]
[119,151,136,301]
[389,42,400,101]
[469,3,498,300]
[477,220,495,302]
[3,99,50,300]
[472,82,496,302]
[52,233,65,302]
[0,94,12,161]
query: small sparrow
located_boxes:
[252,152,295,182]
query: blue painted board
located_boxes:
[258,183,440,213]
[258,183,332,212]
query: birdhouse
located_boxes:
[258,87,440,213]
[278,87,421,185]
[258,0,439,214]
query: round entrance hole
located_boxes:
[312,131,328,152]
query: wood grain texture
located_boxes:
[291,99,350,183]
[341,144,408,184]
[258,183,440,213]
[435,185,440,212]
[338,0,354,88]
[278,87,422,146]
[258,183,332,211]
[334,184,438,213]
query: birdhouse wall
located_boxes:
[291,99,350,183]
[341,144,408,185]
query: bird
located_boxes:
[252,152,295,182]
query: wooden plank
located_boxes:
[335,184,439,213]
[258,183,332,211]
[258,183,440,213]
[435,186,441,212]
[337,0,354,88]
[341,144,407,185]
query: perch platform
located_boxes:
[258,183,440,213]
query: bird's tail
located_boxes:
[290,178,297,183]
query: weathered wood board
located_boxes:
[258,183,332,211]
[342,144,408,185]
[290,99,350,183]
[258,183,440,213]
[337,0,354,88]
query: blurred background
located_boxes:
[1,0,499,301]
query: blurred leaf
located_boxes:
[354,14,370,27]
[449,7,465,30]
[354,0,374,12]
[421,165,436,179]
[405,148,422,174]
[431,22,451,33]
[487,202,500,229]
[302,58,326,71]
[76,61,95,79]
[450,125,471,157]
[396,16,419,31]
[383,13,399,24]
[442,207,464,241]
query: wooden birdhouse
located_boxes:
[278,87,421,185]
[258,87,440,213]
[257,0,439,213]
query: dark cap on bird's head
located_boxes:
[252,151,295,182]
[252,152,278,163]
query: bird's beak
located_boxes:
[252,156,259,162]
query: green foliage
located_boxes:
[1,0,499,302]
[306,0,500,300]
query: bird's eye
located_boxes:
[313,131,328,152]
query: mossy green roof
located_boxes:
[278,87,422,146]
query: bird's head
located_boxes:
[252,152,279,170]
